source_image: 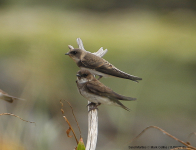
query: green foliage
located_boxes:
[77,138,85,150]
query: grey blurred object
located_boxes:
[0,89,24,103]
[76,38,108,57]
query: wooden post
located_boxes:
[86,103,98,150]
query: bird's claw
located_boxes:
[87,102,101,111]
[97,76,103,80]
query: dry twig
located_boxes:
[0,113,35,125]
[60,100,81,144]
[130,126,196,150]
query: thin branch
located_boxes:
[65,100,82,139]
[187,132,196,145]
[0,113,35,125]
[130,126,196,150]
[63,116,79,144]
[60,100,79,144]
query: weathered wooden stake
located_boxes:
[86,103,98,150]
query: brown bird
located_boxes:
[66,46,142,82]
[76,69,136,111]
[0,89,23,103]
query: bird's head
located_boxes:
[76,69,94,83]
[65,45,84,63]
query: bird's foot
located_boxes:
[97,76,103,80]
[87,102,101,111]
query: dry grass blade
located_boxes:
[63,116,78,144]
[130,126,196,150]
[60,100,64,114]
[65,100,82,139]
[60,100,82,144]
[187,132,196,145]
[66,127,72,138]
[0,113,35,125]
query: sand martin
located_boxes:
[65,46,142,82]
[76,69,136,111]
[0,89,23,103]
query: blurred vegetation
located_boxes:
[1,0,196,12]
[0,1,196,150]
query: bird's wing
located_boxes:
[85,80,111,95]
[94,60,142,82]
[81,54,134,79]
[86,80,136,101]
[81,53,104,69]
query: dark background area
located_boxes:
[0,1,196,150]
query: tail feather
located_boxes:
[121,105,130,111]
[112,91,137,101]
[116,100,130,111]
[130,76,142,83]
[120,96,137,101]
[112,67,142,82]
[95,63,142,82]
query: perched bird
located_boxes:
[0,89,23,103]
[76,69,136,111]
[66,46,142,82]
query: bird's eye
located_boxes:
[71,51,77,55]
[83,74,88,77]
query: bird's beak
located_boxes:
[76,74,81,77]
[65,52,69,55]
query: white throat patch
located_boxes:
[78,78,88,84]
[71,57,80,63]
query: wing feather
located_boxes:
[81,53,104,69]
[86,80,136,101]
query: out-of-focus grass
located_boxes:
[0,6,196,149]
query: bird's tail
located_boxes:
[115,100,130,111]
[113,92,137,101]
[120,96,137,101]
[130,76,142,83]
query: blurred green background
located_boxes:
[0,1,196,150]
